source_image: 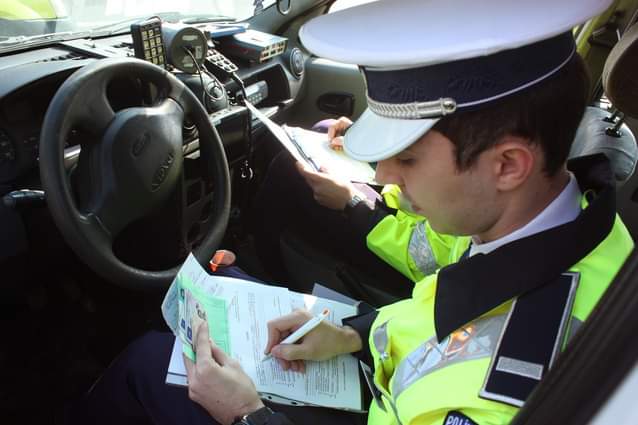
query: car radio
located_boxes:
[219,29,287,63]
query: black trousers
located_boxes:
[68,331,366,425]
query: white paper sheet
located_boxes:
[163,254,363,411]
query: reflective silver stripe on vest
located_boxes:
[373,320,391,360]
[566,317,583,343]
[391,314,507,398]
[408,222,438,276]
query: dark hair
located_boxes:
[432,53,590,176]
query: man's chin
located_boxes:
[428,220,468,237]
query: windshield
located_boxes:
[0,0,276,40]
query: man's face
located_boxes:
[375,130,501,236]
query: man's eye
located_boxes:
[397,158,415,166]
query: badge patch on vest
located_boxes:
[480,272,579,407]
[443,411,478,425]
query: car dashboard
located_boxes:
[0,21,310,270]
[0,26,305,187]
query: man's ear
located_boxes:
[491,135,536,191]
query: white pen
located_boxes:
[262,309,330,362]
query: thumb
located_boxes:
[271,343,310,361]
[295,160,312,175]
[209,338,230,366]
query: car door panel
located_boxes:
[288,57,366,128]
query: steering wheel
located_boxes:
[39,58,231,290]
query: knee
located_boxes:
[120,331,174,386]
[267,151,298,181]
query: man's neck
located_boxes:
[474,169,572,245]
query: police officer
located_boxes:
[71,0,634,424]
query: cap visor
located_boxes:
[344,108,438,162]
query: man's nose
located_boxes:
[375,159,402,185]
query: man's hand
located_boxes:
[264,309,362,373]
[184,319,264,425]
[327,117,353,151]
[296,162,362,211]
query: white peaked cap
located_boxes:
[299,0,613,162]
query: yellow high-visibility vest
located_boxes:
[367,204,633,425]
[369,184,466,282]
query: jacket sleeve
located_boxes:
[346,198,395,238]
[342,302,378,367]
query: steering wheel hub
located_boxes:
[103,101,184,207]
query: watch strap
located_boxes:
[234,406,275,425]
[344,193,365,216]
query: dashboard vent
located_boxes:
[36,51,88,63]
[111,41,133,49]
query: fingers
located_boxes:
[265,310,310,354]
[275,357,292,371]
[275,357,306,373]
[183,353,195,382]
[265,325,282,355]
[327,117,353,139]
[295,160,321,177]
[289,359,306,373]
[295,162,332,184]
[329,136,344,151]
[271,340,310,361]
[295,163,325,190]
[209,338,230,367]
[327,125,337,140]
[265,327,289,356]
[193,319,218,370]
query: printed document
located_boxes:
[162,254,363,411]
[244,101,376,184]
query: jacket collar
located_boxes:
[434,154,617,341]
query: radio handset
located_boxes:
[130,16,166,67]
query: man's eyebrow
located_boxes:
[399,148,417,156]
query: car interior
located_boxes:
[1,0,637,423]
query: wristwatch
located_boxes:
[344,193,365,216]
[233,406,275,425]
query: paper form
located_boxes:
[244,100,375,184]
[284,126,376,184]
[162,254,363,411]
[244,101,311,167]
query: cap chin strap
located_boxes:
[366,94,457,119]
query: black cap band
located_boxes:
[363,31,576,116]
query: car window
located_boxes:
[0,0,276,42]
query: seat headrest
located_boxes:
[602,22,638,118]
[569,106,637,184]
